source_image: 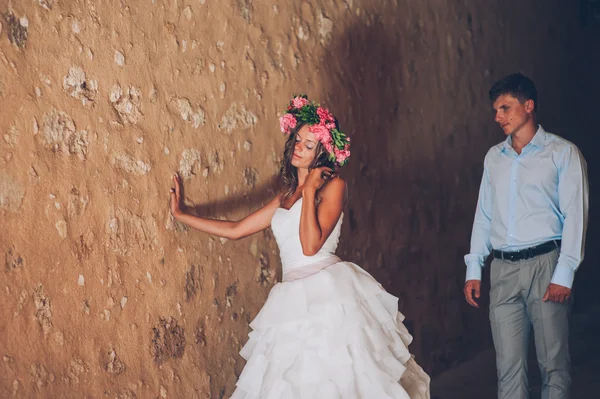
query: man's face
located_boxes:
[492,94,534,136]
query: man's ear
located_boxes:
[525,99,535,113]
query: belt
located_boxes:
[493,240,561,262]
[282,255,342,282]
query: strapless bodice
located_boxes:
[271,198,343,279]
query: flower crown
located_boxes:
[279,95,351,167]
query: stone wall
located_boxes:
[0,0,596,397]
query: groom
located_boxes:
[463,73,588,399]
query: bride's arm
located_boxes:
[170,173,281,240]
[299,171,346,256]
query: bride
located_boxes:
[169,95,430,398]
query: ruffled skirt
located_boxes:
[230,261,430,399]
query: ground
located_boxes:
[431,307,600,398]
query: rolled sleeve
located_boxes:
[552,145,589,288]
[465,155,493,282]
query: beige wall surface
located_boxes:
[0,1,595,398]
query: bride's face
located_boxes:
[291,125,318,169]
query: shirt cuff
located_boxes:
[465,261,483,282]
[550,264,575,288]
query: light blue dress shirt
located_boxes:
[465,125,589,288]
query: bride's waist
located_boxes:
[282,255,342,282]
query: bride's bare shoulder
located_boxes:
[319,176,346,202]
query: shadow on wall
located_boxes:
[184,175,279,217]
[318,14,493,375]
[318,1,600,376]
[569,2,600,315]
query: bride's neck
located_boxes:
[297,168,309,186]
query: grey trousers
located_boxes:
[489,248,571,399]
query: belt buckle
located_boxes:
[515,248,528,260]
[525,248,535,260]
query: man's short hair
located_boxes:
[489,73,538,111]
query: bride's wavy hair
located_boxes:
[279,123,336,200]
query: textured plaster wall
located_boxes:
[0,0,595,398]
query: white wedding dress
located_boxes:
[230,198,431,398]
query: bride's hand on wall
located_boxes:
[169,172,185,217]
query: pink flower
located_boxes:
[292,96,309,109]
[309,124,332,144]
[317,107,334,125]
[323,141,334,154]
[334,147,351,164]
[279,113,297,134]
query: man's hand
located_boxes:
[464,279,481,308]
[542,283,571,304]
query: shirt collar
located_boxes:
[502,124,546,152]
[529,125,546,149]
